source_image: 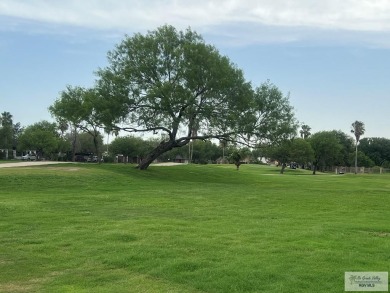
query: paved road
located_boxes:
[0,161,72,168]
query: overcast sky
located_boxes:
[1,0,389,138]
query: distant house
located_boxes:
[216,157,228,164]
[174,155,188,163]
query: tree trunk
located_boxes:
[71,127,77,162]
[138,140,175,170]
[312,163,317,175]
[354,143,358,174]
[93,132,100,164]
[280,164,286,174]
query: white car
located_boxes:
[21,154,37,161]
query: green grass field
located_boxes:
[0,163,389,292]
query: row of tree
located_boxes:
[2,109,390,173]
[2,26,389,172]
[265,127,373,174]
[106,126,390,174]
[0,112,104,160]
[0,111,22,153]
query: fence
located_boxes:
[333,166,389,174]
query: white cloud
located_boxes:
[1,0,390,31]
[1,0,390,46]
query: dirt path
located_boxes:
[0,161,72,168]
[0,161,186,168]
[152,162,187,166]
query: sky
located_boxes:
[1,0,389,139]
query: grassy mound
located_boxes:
[0,163,389,292]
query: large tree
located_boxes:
[351,120,365,174]
[18,121,60,159]
[50,86,104,162]
[309,131,342,175]
[359,137,390,167]
[49,86,85,161]
[289,138,314,168]
[93,25,297,170]
[266,138,314,174]
[331,130,354,166]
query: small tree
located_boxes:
[351,121,365,174]
[289,138,314,169]
[230,150,242,170]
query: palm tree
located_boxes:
[1,111,13,127]
[0,112,13,149]
[300,124,311,139]
[188,119,199,163]
[351,120,365,174]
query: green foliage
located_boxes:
[49,86,104,160]
[289,138,314,165]
[331,130,354,166]
[348,151,375,167]
[0,112,13,149]
[265,140,291,168]
[18,121,61,159]
[96,25,251,136]
[230,149,242,170]
[299,124,311,139]
[266,138,314,173]
[309,131,342,174]
[359,137,390,167]
[0,111,22,151]
[92,25,296,169]
[110,136,154,161]
[190,140,221,164]
[50,26,297,170]
[351,120,365,173]
[250,82,298,143]
[351,120,365,143]
[76,132,104,155]
[49,86,86,127]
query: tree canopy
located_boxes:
[49,86,104,161]
[266,138,314,174]
[309,131,342,174]
[359,137,390,167]
[18,121,61,159]
[351,120,365,174]
[91,25,297,169]
[0,111,22,152]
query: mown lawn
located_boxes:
[0,163,389,292]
